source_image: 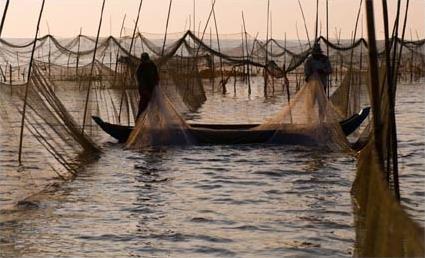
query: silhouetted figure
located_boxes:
[304,42,332,91]
[136,53,159,118]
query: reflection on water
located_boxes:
[0,145,356,257]
[0,81,423,257]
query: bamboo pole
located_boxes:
[298,0,311,48]
[345,0,363,116]
[390,0,410,201]
[46,21,51,79]
[365,0,384,166]
[264,0,270,96]
[211,0,225,94]
[326,0,330,96]
[315,0,319,41]
[0,0,10,37]
[18,0,46,164]
[113,15,126,91]
[76,28,82,79]
[161,0,173,56]
[82,0,106,133]
[242,11,251,95]
[129,0,144,55]
[270,11,275,94]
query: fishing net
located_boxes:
[1,30,424,252]
[126,83,195,148]
[256,76,352,151]
[351,59,424,256]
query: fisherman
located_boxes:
[304,42,332,91]
[135,52,159,118]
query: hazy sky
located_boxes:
[1,0,424,40]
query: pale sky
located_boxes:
[1,0,424,40]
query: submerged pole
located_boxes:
[18,0,46,164]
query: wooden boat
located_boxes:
[92,107,370,145]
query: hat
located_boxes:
[312,42,322,54]
[141,52,150,62]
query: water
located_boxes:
[0,81,423,257]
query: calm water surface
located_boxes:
[0,80,423,257]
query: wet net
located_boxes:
[0,30,424,255]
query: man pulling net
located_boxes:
[304,42,332,92]
[136,53,159,118]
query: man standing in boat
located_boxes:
[304,42,332,92]
[135,52,159,118]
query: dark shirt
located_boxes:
[304,53,332,86]
[136,61,159,94]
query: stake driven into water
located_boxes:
[82,0,106,134]
[18,0,46,164]
[364,0,384,166]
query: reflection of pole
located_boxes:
[18,0,46,164]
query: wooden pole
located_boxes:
[161,0,173,56]
[298,0,311,48]
[315,0,319,41]
[365,0,384,166]
[242,11,251,95]
[18,0,46,164]
[129,0,144,55]
[390,0,410,201]
[264,0,270,96]
[0,0,10,37]
[46,21,51,79]
[326,0,330,96]
[346,0,363,116]
[82,0,106,133]
[211,1,225,94]
[76,28,82,79]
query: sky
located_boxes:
[1,0,424,40]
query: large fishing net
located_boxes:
[0,29,424,255]
[351,55,425,256]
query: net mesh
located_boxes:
[0,30,424,255]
